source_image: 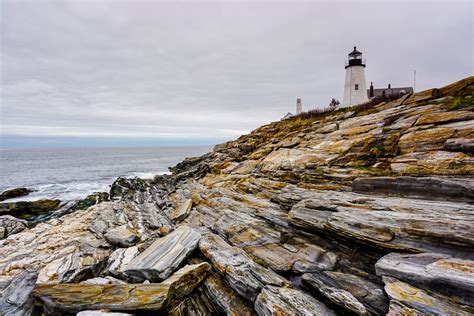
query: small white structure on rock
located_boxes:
[296,98,302,115]
[342,47,368,107]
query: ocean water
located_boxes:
[0,146,211,202]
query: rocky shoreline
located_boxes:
[1,77,473,315]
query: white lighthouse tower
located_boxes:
[342,47,368,107]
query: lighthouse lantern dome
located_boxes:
[346,46,366,68]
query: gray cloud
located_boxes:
[1,0,472,146]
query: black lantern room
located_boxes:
[345,46,366,68]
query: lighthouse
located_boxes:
[342,47,368,107]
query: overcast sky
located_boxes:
[1,0,472,148]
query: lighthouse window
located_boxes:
[355,84,359,90]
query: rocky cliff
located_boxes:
[1,77,473,315]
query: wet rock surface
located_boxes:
[0,199,61,219]
[0,77,473,315]
[0,187,31,202]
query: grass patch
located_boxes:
[447,93,474,110]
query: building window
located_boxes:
[355,84,359,90]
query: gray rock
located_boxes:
[104,225,139,247]
[444,137,474,153]
[0,270,38,316]
[287,189,474,256]
[89,199,174,243]
[199,233,288,302]
[375,252,474,307]
[254,286,335,316]
[123,226,201,282]
[37,249,110,284]
[302,272,368,315]
[105,246,140,278]
[325,271,388,315]
[352,176,474,201]
[202,272,256,315]
[0,215,28,239]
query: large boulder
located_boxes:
[123,226,201,282]
[33,263,211,313]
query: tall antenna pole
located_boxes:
[414,69,417,92]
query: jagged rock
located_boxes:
[33,263,211,313]
[68,192,109,211]
[324,271,388,315]
[254,286,335,316]
[171,198,193,222]
[245,241,338,273]
[0,270,38,316]
[89,199,174,243]
[0,199,61,219]
[0,215,28,238]
[109,177,149,200]
[375,252,474,307]
[352,176,474,201]
[0,187,31,201]
[444,137,474,153]
[0,206,110,281]
[123,226,201,282]
[199,233,288,302]
[105,246,140,278]
[287,189,474,255]
[302,272,368,315]
[104,225,139,247]
[37,249,110,284]
[202,272,256,315]
[382,276,472,315]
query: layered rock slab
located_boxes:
[123,225,201,282]
[0,270,38,316]
[352,176,474,201]
[375,252,474,307]
[199,232,288,302]
[254,286,336,316]
[287,189,474,255]
[302,272,368,315]
[33,263,211,313]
